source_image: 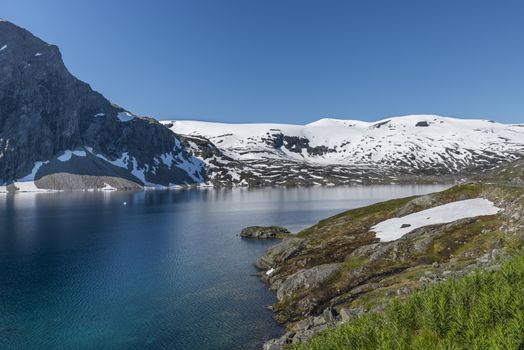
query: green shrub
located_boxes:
[294,255,524,350]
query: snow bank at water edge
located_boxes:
[3,161,57,193]
[101,183,117,191]
[371,198,501,242]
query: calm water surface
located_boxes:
[0,185,447,350]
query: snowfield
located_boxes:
[160,115,524,187]
[164,115,524,168]
[371,198,501,242]
[117,112,135,122]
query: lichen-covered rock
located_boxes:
[276,263,341,301]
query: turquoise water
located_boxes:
[0,185,447,349]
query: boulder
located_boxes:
[338,306,365,322]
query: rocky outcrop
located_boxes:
[240,226,290,239]
[0,20,205,190]
[276,263,341,301]
[263,306,365,350]
[255,238,306,270]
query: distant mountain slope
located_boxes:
[163,116,524,186]
[0,20,205,191]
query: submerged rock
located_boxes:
[240,226,290,239]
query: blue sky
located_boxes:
[2,0,524,124]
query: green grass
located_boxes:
[294,254,524,350]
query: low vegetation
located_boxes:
[294,252,524,350]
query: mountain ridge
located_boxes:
[163,115,524,187]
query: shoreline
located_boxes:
[1,179,456,195]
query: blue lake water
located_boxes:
[0,184,447,349]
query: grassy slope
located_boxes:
[270,183,524,323]
[294,253,524,350]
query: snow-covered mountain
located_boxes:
[0,20,205,192]
[162,116,524,186]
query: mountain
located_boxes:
[0,20,205,192]
[1,20,523,192]
[163,116,524,186]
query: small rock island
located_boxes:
[240,226,290,239]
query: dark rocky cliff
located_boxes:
[0,20,204,190]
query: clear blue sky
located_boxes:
[2,0,524,124]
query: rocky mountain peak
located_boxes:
[0,21,205,190]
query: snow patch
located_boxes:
[371,198,501,242]
[18,161,48,182]
[12,181,49,192]
[95,152,129,169]
[95,152,148,185]
[117,112,135,122]
[57,150,87,162]
[10,161,56,192]
[129,157,147,184]
[0,44,6,51]
[35,52,43,56]
[101,183,117,191]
